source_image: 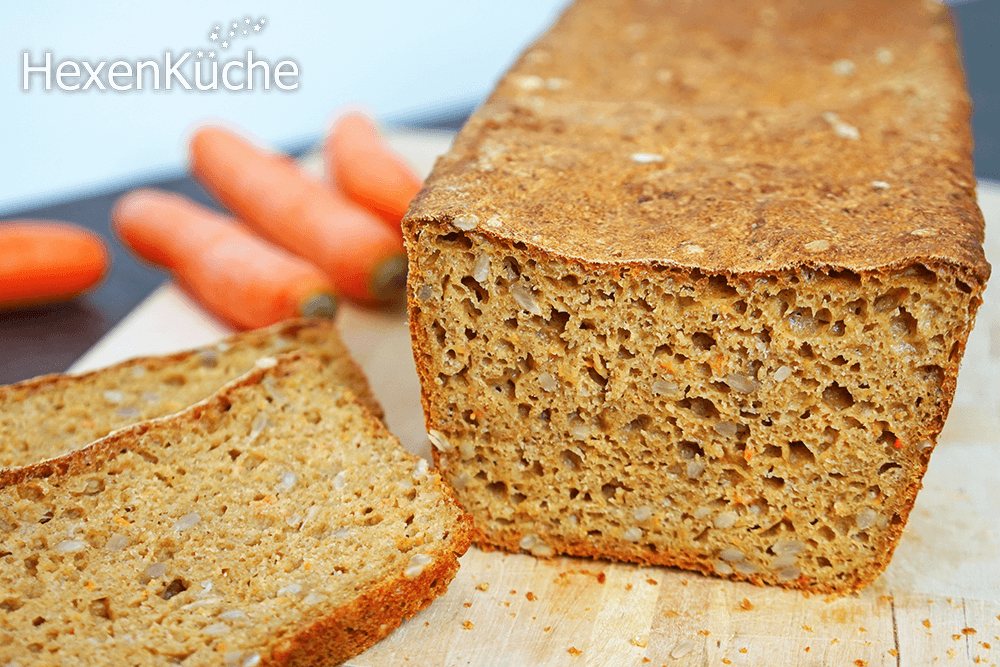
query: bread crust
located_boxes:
[404,0,989,286]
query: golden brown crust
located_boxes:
[404,0,990,286]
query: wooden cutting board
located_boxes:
[71,132,1000,667]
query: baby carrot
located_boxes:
[112,189,337,330]
[189,126,406,304]
[0,221,109,309]
[325,112,424,226]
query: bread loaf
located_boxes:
[0,354,472,665]
[0,319,380,470]
[402,0,990,593]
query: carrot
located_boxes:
[325,112,424,226]
[0,221,109,309]
[189,126,406,304]
[112,189,338,330]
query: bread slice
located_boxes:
[0,319,381,470]
[401,0,990,594]
[0,353,472,666]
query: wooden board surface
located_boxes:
[70,133,1000,667]
[353,550,1000,666]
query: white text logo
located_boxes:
[21,16,299,93]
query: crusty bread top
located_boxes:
[405,0,989,285]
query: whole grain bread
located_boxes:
[402,0,990,594]
[0,319,380,470]
[0,354,473,666]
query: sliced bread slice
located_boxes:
[0,318,381,470]
[0,353,472,666]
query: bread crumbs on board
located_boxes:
[567,647,582,656]
[462,621,474,630]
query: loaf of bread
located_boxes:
[0,354,472,665]
[402,0,990,593]
[0,319,380,470]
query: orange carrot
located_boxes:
[325,112,424,226]
[112,189,337,330]
[189,126,406,304]
[0,221,109,309]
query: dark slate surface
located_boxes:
[959,0,1000,181]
